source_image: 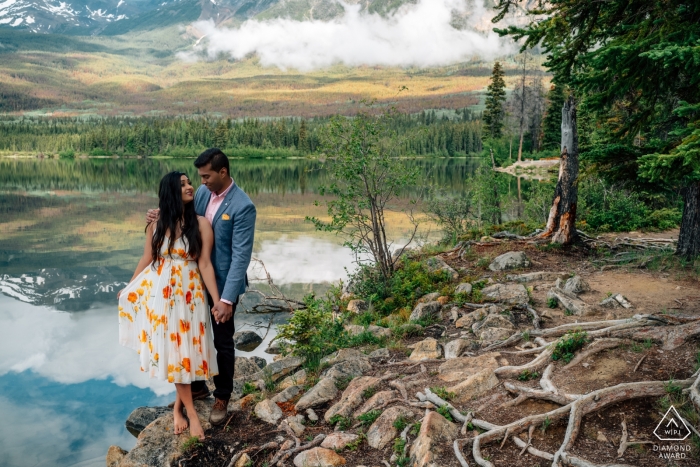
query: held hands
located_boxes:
[146,208,160,224]
[212,301,233,324]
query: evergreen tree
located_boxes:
[482,61,507,139]
[541,84,566,151]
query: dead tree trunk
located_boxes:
[676,181,700,258]
[539,95,578,244]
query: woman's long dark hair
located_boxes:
[150,171,202,266]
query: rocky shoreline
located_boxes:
[107,244,700,467]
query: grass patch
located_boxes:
[552,330,588,363]
[242,381,258,396]
[180,436,203,452]
[437,405,454,422]
[357,410,382,427]
[329,414,353,431]
[518,369,540,381]
[393,416,409,432]
[430,386,456,401]
[362,386,377,400]
[335,376,355,391]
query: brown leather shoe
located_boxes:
[167,387,211,408]
[209,397,230,426]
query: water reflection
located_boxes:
[0,156,484,467]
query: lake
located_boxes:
[1,155,519,467]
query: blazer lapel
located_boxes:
[212,183,238,229]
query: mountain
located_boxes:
[0,0,420,35]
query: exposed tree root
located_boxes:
[617,419,653,458]
[562,339,627,370]
[464,379,694,467]
[226,442,278,467]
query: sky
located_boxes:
[187,0,514,71]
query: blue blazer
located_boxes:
[194,182,256,304]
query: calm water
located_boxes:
[0,156,497,467]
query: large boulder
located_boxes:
[455,282,473,295]
[409,411,459,467]
[447,369,500,403]
[409,301,442,322]
[322,358,372,381]
[547,287,590,315]
[563,275,590,295]
[265,339,292,354]
[443,339,470,359]
[369,348,391,360]
[271,385,303,403]
[481,283,529,306]
[234,357,262,379]
[125,406,172,436]
[117,399,214,467]
[409,338,442,361]
[278,369,308,390]
[479,327,513,342]
[425,256,459,281]
[321,348,366,366]
[344,324,392,339]
[367,406,415,449]
[324,376,380,423]
[418,292,441,303]
[346,299,368,313]
[506,271,569,283]
[353,390,397,418]
[255,399,284,425]
[488,251,531,271]
[455,308,488,329]
[473,314,514,333]
[106,446,128,467]
[236,356,303,383]
[321,432,360,450]
[438,353,501,382]
[233,330,263,351]
[295,378,339,411]
[293,447,346,467]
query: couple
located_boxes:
[117,148,256,440]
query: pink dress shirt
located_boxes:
[204,179,234,305]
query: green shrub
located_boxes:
[357,410,382,427]
[518,370,540,381]
[329,414,353,431]
[430,386,456,401]
[547,297,558,309]
[348,259,453,316]
[552,331,588,363]
[58,148,75,159]
[578,178,681,232]
[436,405,454,422]
[276,291,348,369]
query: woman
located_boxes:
[118,171,219,440]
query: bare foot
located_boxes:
[189,414,205,441]
[173,406,189,435]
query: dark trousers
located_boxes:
[191,299,236,400]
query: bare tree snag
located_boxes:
[677,180,700,259]
[539,95,579,245]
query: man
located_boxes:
[147,148,256,425]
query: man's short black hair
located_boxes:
[194,148,230,174]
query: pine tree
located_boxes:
[482,61,507,139]
[541,84,566,151]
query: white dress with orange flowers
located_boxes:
[118,237,218,383]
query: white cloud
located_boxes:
[187,0,512,71]
[0,296,173,396]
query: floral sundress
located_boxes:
[118,236,218,383]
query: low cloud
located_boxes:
[188,0,512,70]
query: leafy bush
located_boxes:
[430,386,456,401]
[348,259,453,316]
[329,414,353,431]
[552,331,589,363]
[578,178,681,232]
[276,292,348,369]
[436,405,454,422]
[357,410,382,427]
[58,149,75,159]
